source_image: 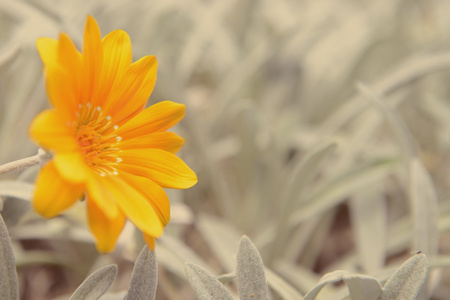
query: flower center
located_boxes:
[74,103,122,176]
[76,127,102,157]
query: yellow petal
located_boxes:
[44,66,79,119]
[143,233,156,251]
[120,131,184,153]
[29,110,78,152]
[87,198,126,253]
[104,55,157,123]
[85,172,120,219]
[33,161,84,218]
[58,33,82,101]
[115,101,185,137]
[36,37,58,68]
[95,30,132,102]
[101,174,164,237]
[118,149,197,189]
[120,172,170,226]
[82,15,103,105]
[53,152,88,184]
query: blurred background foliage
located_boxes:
[2,0,450,299]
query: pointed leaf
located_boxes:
[185,263,233,300]
[303,270,350,300]
[409,159,439,255]
[70,265,117,300]
[236,236,269,300]
[99,291,127,300]
[289,158,398,227]
[349,187,387,273]
[283,143,337,208]
[380,254,429,299]
[0,181,34,201]
[343,274,382,300]
[264,267,303,300]
[303,270,381,300]
[0,214,18,300]
[125,245,158,300]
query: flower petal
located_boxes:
[100,174,164,237]
[29,110,78,152]
[115,101,186,138]
[103,55,157,123]
[95,29,132,102]
[53,152,89,184]
[58,33,83,102]
[33,161,84,218]
[120,131,184,153]
[118,149,197,189]
[143,233,156,251]
[87,198,126,253]
[36,37,58,68]
[85,172,120,219]
[120,172,170,226]
[42,65,79,119]
[82,15,103,105]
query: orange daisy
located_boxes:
[29,15,197,252]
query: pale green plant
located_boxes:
[2,0,450,298]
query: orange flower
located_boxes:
[29,15,197,252]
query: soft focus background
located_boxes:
[1,0,450,299]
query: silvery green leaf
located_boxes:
[273,261,322,295]
[0,181,34,201]
[288,158,398,227]
[264,267,302,300]
[125,245,158,300]
[217,273,236,285]
[409,159,439,255]
[282,142,337,209]
[343,274,382,300]
[380,253,429,300]
[349,186,386,273]
[236,236,269,300]
[303,270,381,300]
[185,263,233,300]
[1,197,31,228]
[197,214,241,272]
[69,265,117,300]
[0,214,18,300]
[99,291,127,300]
[303,270,350,300]
[358,83,439,256]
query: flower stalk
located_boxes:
[0,149,50,175]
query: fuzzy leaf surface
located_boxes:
[69,265,117,300]
[125,245,158,300]
[0,214,18,300]
[380,254,428,300]
[236,236,269,300]
[185,263,233,300]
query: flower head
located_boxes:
[29,16,197,252]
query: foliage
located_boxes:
[2,0,450,299]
